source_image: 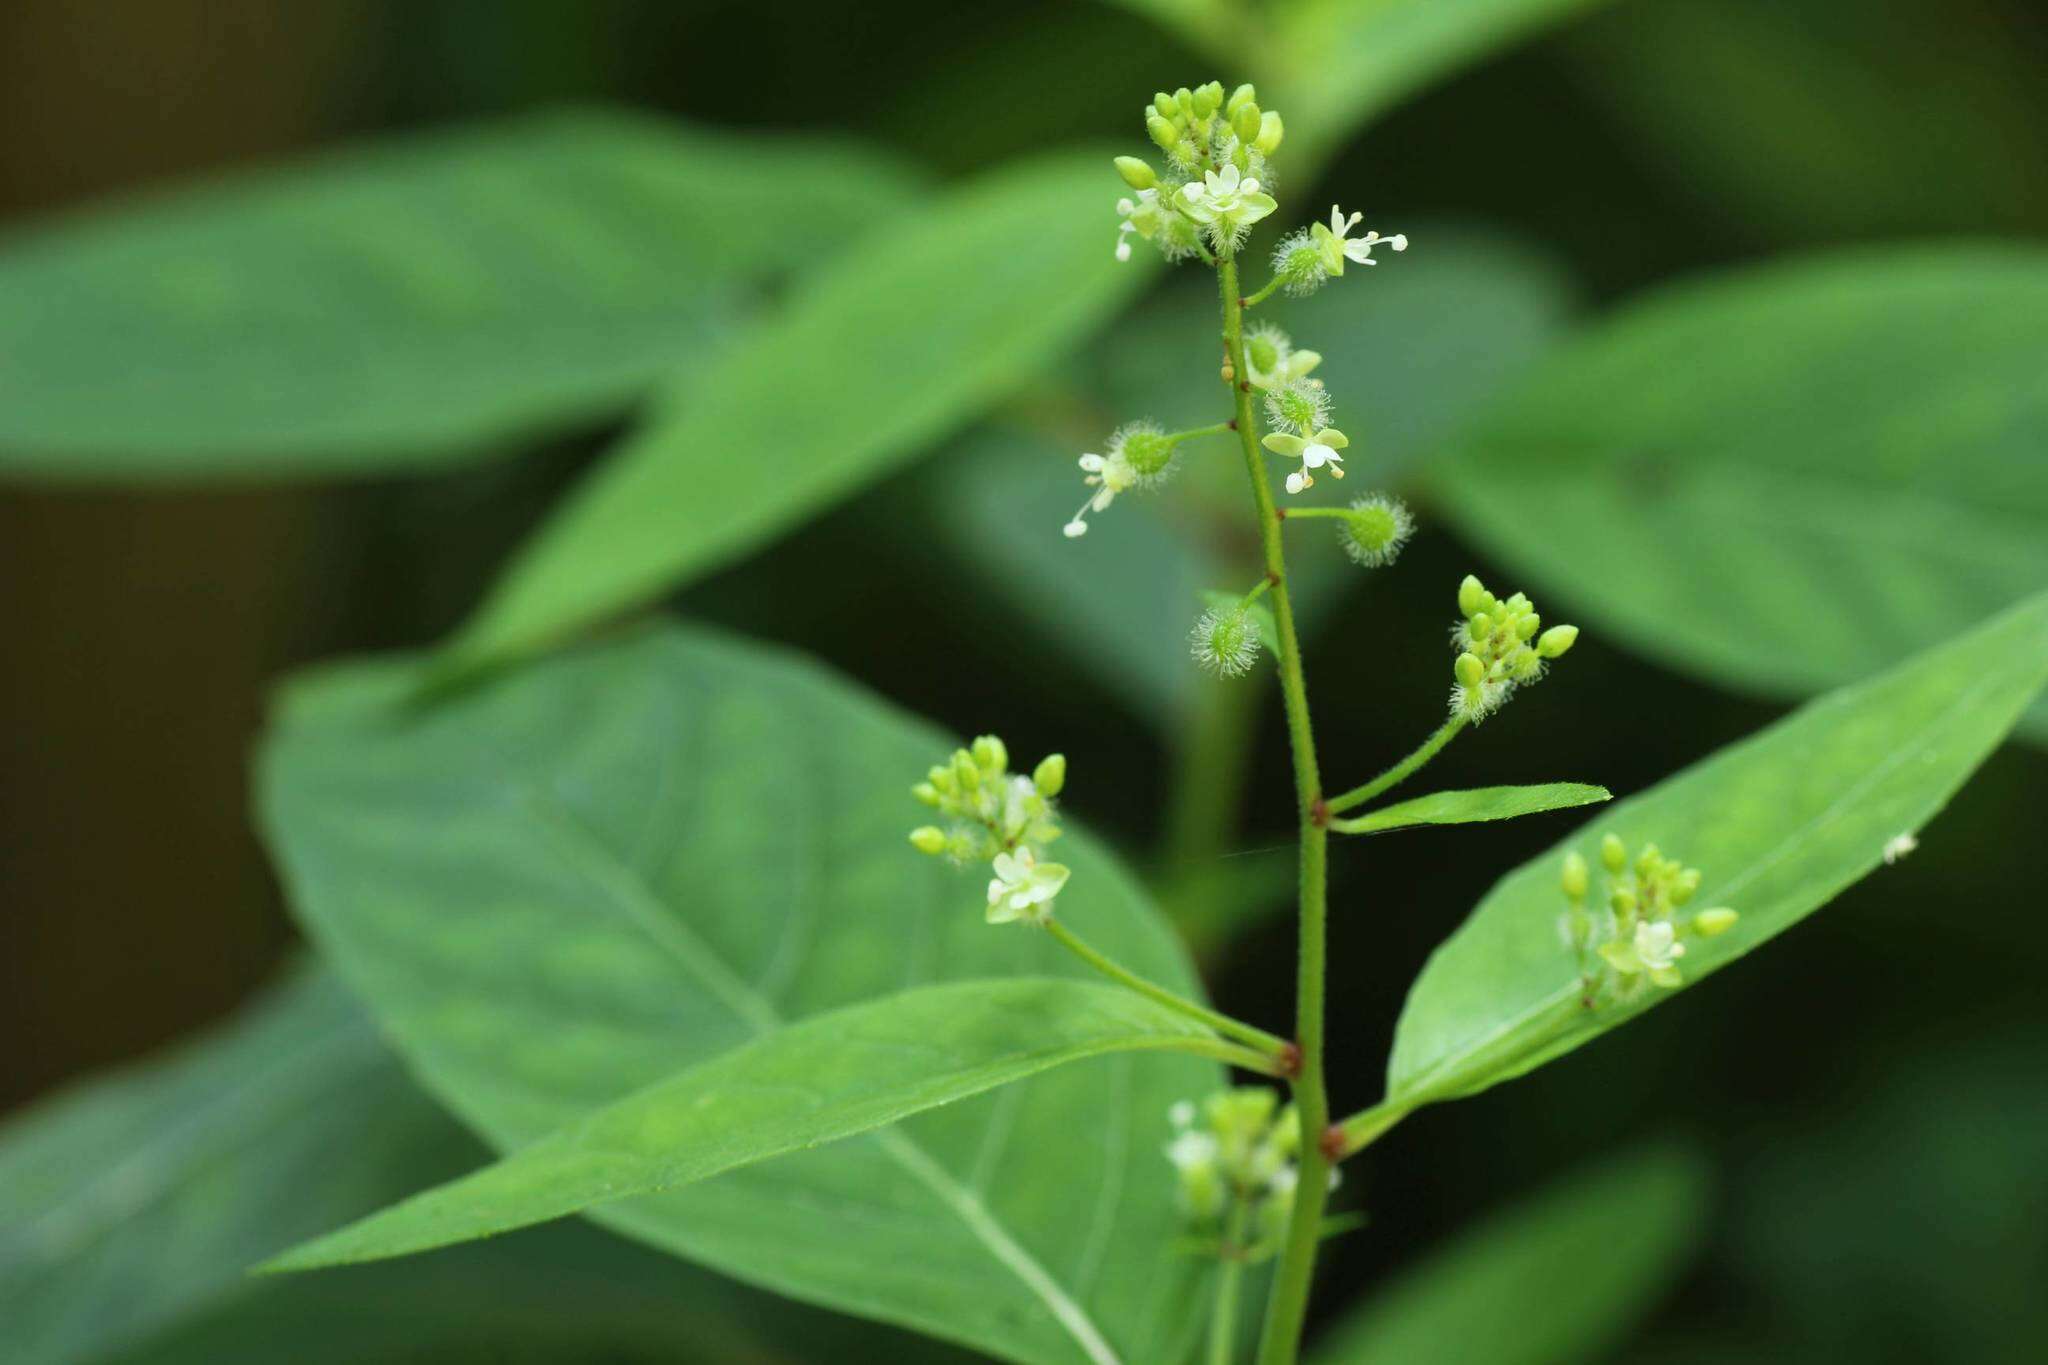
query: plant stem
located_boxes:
[1209,1202,1252,1365]
[1218,250,1333,1365]
[1325,717,1468,815]
[1175,421,1238,443]
[1043,918,1289,1058]
[1274,506,1349,520]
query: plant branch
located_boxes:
[1326,716,1468,815]
[1043,917,1289,1059]
[1209,1202,1252,1365]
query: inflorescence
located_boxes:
[1561,835,1739,1004]
[909,736,1070,925]
[1449,573,1578,721]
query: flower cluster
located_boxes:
[909,736,1070,925]
[1244,324,1321,391]
[1448,574,1578,721]
[1063,423,1181,539]
[1165,1088,1331,1259]
[1561,835,1738,1002]
[1113,82,1282,260]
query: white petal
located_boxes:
[1116,197,1135,215]
[1078,453,1105,471]
[1063,519,1088,538]
[1389,234,1408,250]
[1115,238,1132,261]
[1285,471,1308,494]
[1091,488,1114,512]
[1343,240,1374,264]
[1328,205,1346,233]
[1240,177,1260,195]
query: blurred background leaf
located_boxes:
[1431,245,2048,743]
[1310,1144,1707,1364]
[0,109,924,479]
[446,152,1153,672]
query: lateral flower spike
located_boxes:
[1114,78,1284,263]
[1560,835,1738,1005]
[907,736,1071,926]
[1447,574,1576,721]
[1164,1090,1337,1261]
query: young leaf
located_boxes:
[0,965,960,1365]
[1433,246,2048,743]
[1333,783,1609,834]
[1309,1146,1707,1364]
[266,979,1222,1272]
[441,152,1152,673]
[1377,590,2048,1117]
[0,109,923,480]
[260,623,1219,1365]
[1270,0,1621,164]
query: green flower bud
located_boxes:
[1561,851,1589,900]
[1154,91,1176,118]
[1248,333,1280,374]
[1671,867,1702,907]
[1611,887,1637,916]
[1458,574,1487,619]
[1636,842,1661,879]
[1601,833,1627,873]
[1226,82,1257,117]
[1254,110,1284,155]
[1032,752,1066,798]
[912,781,940,806]
[1469,611,1492,639]
[909,825,948,856]
[1693,907,1739,936]
[1232,101,1262,145]
[1113,155,1157,190]
[1147,115,1178,151]
[1538,624,1579,659]
[930,764,958,796]
[1505,592,1531,616]
[1194,80,1224,114]
[1455,652,1485,688]
[952,749,980,790]
[972,734,1008,774]
[1514,612,1541,641]
[1174,86,1196,117]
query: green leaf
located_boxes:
[1334,783,1609,834]
[1200,588,1280,654]
[0,964,966,1365]
[1269,0,1619,163]
[1379,590,2048,1115]
[267,979,1220,1272]
[259,622,1220,1365]
[443,152,1152,673]
[0,109,924,481]
[1309,1145,1707,1365]
[1431,246,2048,743]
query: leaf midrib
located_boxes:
[515,776,1124,1365]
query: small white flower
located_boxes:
[1175,163,1277,244]
[985,846,1069,925]
[1169,1100,1197,1130]
[1311,206,1408,275]
[1261,427,1348,495]
[1166,1129,1220,1174]
[1883,832,1918,865]
[1114,189,1165,262]
[1062,448,1138,538]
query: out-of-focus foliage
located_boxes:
[261,625,1217,1364]
[1433,247,2048,742]
[446,154,1151,672]
[1311,1145,1706,1364]
[0,111,923,479]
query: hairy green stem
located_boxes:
[1043,917,1289,1059]
[1218,251,1333,1365]
[1241,274,1286,309]
[1175,421,1238,443]
[1326,717,1468,815]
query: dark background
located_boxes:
[4,2,2045,1360]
